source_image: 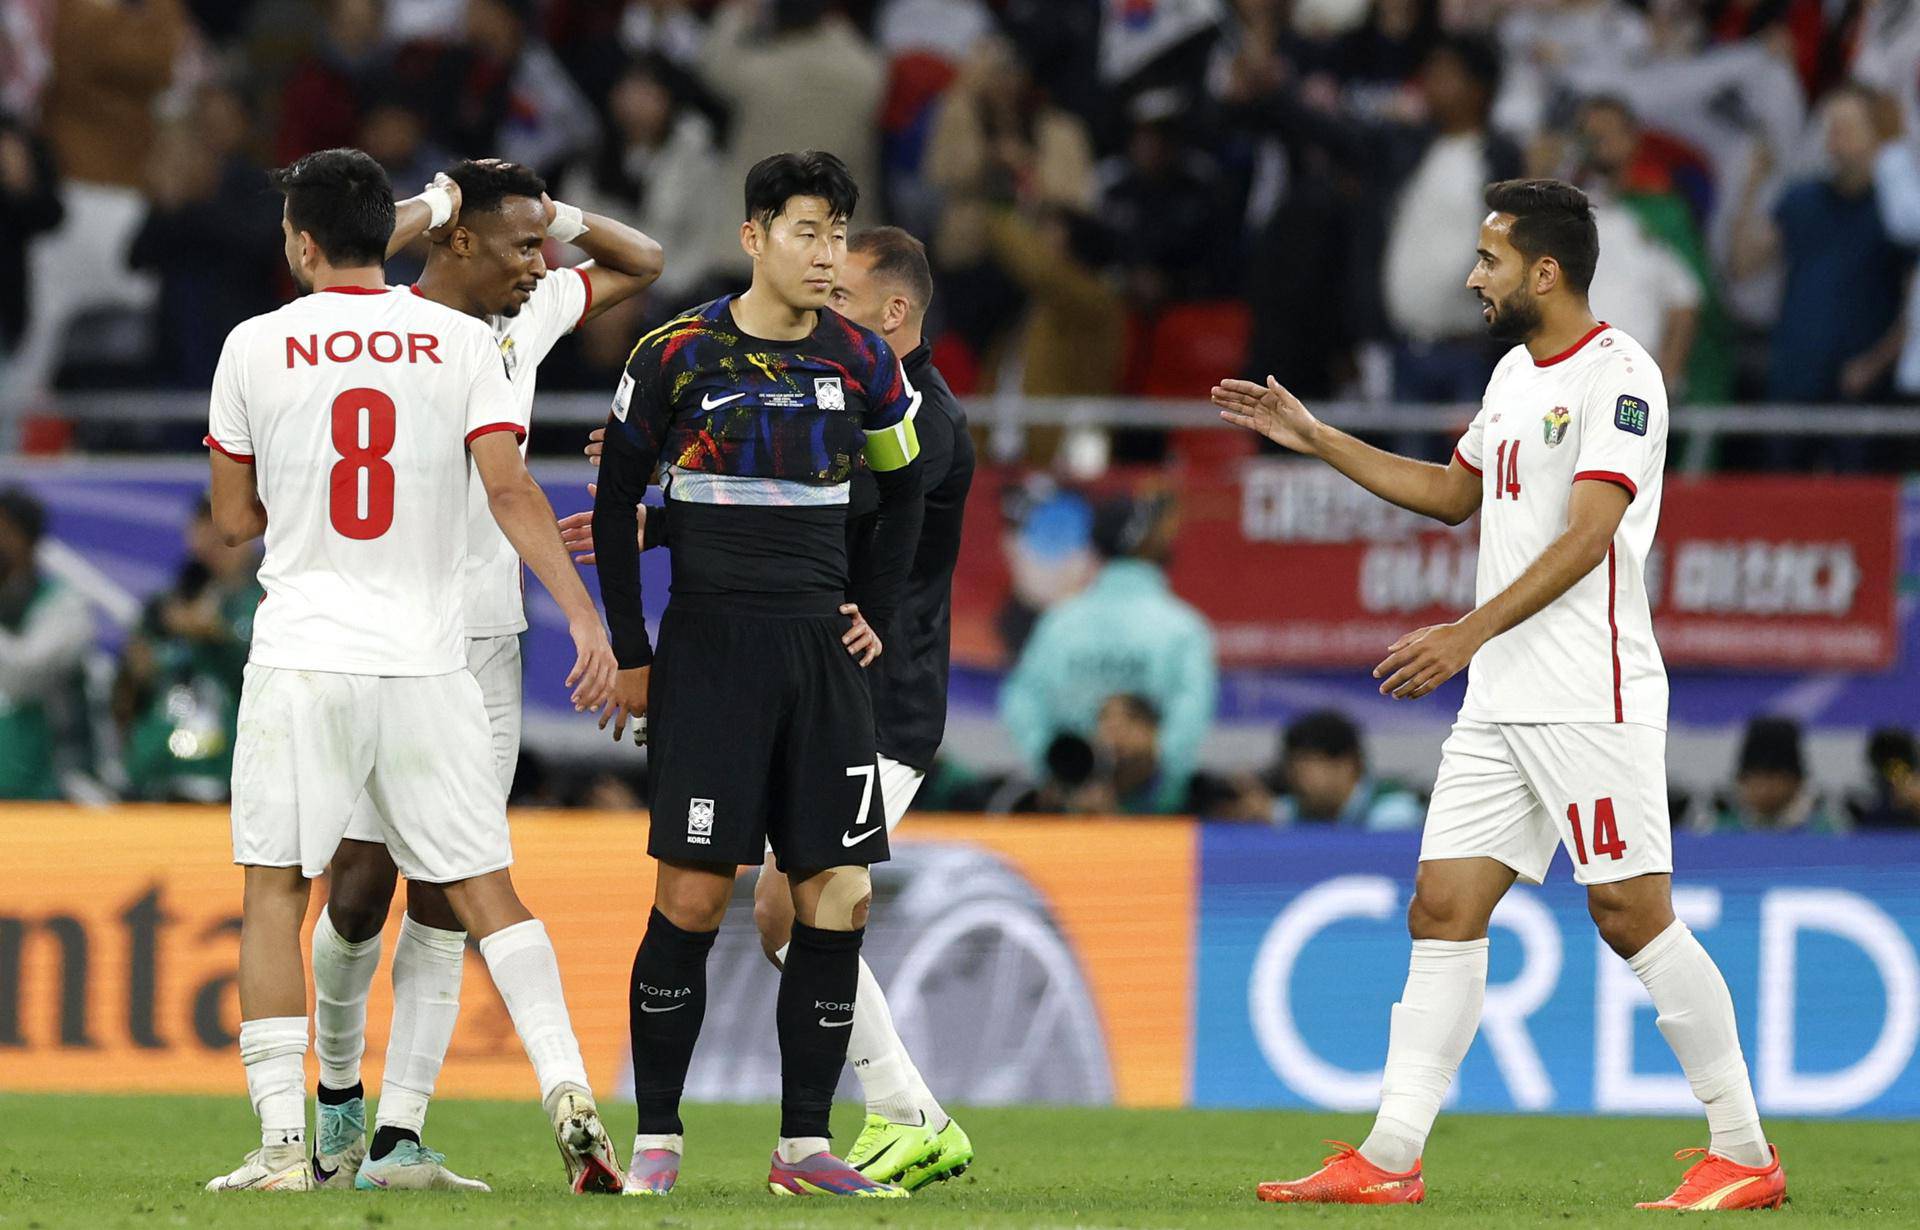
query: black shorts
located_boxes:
[646,598,888,871]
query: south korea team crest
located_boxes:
[814,377,845,411]
[1542,405,1571,446]
[687,798,714,844]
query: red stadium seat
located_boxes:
[1125,301,1253,399]
[930,331,981,396]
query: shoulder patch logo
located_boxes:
[1615,394,1649,436]
[814,376,845,411]
[613,370,633,422]
[1542,405,1570,446]
[499,335,518,378]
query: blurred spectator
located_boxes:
[984,205,1125,401]
[1699,716,1843,834]
[1006,693,1184,815]
[111,497,261,802]
[877,0,993,61]
[699,0,886,281]
[11,0,186,396]
[1847,727,1920,832]
[275,0,387,164]
[1097,88,1228,309]
[128,84,282,388]
[1732,83,1908,415]
[0,488,93,799]
[566,56,720,308]
[1493,0,1650,138]
[0,116,63,359]
[1267,709,1423,829]
[620,0,711,69]
[1870,113,1920,402]
[1000,492,1217,805]
[1574,95,1730,402]
[925,33,1096,357]
[1378,34,1519,401]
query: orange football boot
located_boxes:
[1256,1141,1424,1205]
[1636,1146,1787,1211]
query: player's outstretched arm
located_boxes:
[470,433,616,711]
[549,197,665,323]
[1372,479,1629,700]
[207,453,267,546]
[1212,377,1481,526]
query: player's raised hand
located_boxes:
[584,427,604,467]
[425,172,461,242]
[565,614,618,711]
[559,482,598,563]
[840,603,883,667]
[598,666,650,743]
[1372,620,1482,700]
[1211,376,1323,455]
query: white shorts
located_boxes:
[342,634,522,846]
[762,753,925,859]
[230,663,512,884]
[1419,719,1673,886]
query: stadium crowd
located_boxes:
[1,0,1917,821]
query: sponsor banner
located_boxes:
[953,465,1903,672]
[0,809,1192,1109]
[1195,826,1920,1117]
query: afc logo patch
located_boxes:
[814,377,845,411]
[1615,394,1649,436]
[498,335,518,378]
[687,798,714,844]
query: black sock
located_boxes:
[629,907,718,1136]
[777,921,864,1140]
[316,1080,363,1106]
[368,1126,419,1161]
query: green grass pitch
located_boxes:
[1,1094,1915,1227]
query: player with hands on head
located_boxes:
[1217,179,1783,1212]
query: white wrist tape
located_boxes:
[420,184,455,230]
[547,200,588,244]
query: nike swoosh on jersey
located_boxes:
[841,826,883,847]
[701,391,746,410]
[640,1002,687,1013]
[819,1017,855,1028]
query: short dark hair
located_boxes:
[0,487,46,545]
[445,158,547,218]
[1284,710,1363,762]
[1429,32,1503,101]
[1738,716,1805,780]
[848,226,933,313]
[1484,178,1600,295]
[268,148,395,268]
[743,150,858,228]
[1868,726,1916,777]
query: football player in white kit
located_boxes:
[1213,180,1785,1212]
[303,159,662,1192]
[202,149,624,1195]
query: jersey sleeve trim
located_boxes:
[1533,321,1610,367]
[1573,469,1637,499]
[466,422,528,445]
[204,434,254,463]
[1452,446,1483,476]
[572,267,593,332]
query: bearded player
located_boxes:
[304,159,661,1192]
[1213,179,1784,1212]
[564,226,975,1189]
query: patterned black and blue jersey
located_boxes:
[594,295,924,668]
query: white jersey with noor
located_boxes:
[205,286,526,676]
[1452,322,1669,728]
[438,266,591,637]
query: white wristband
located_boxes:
[547,200,589,244]
[419,184,455,230]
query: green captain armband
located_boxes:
[863,416,921,472]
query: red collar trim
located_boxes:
[1533,322,1609,367]
[408,284,426,298]
[317,285,390,295]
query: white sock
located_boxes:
[1628,920,1770,1168]
[476,919,589,1101]
[240,1016,309,1149]
[375,915,466,1134]
[848,957,946,1127]
[777,1135,831,1164]
[311,907,382,1092]
[1359,938,1489,1174]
